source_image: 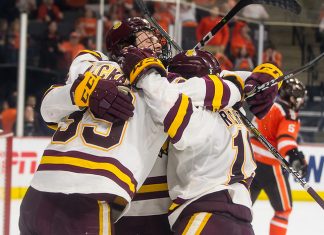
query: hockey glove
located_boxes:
[287,148,308,178]
[71,72,134,122]
[244,63,283,119]
[118,46,167,87]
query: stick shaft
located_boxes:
[237,108,324,210]
[245,52,324,99]
[194,0,301,49]
[194,0,251,49]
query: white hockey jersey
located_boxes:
[165,70,256,228]
[125,71,250,216]
[167,107,257,227]
[35,50,246,219]
[123,153,171,216]
[33,51,178,206]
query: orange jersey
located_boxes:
[251,100,300,165]
[1,108,17,133]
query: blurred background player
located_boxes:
[250,77,308,235]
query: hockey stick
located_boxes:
[136,0,318,99]
[136,0,301,52]
[134,0,182,52]
[136,0,324,209]
[237,108,324,210]
[194,0,302,49]
[245,51,324,99]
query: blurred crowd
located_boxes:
[1,0,322,136]
[0,0,283,71]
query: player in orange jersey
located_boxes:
[250,77,308,235]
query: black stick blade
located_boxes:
[253,0,302,14]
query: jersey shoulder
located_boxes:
[274,100,299,121]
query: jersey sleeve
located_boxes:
[276,118,300,156]
[169,73,244,110]
[40,50,109,124]
[137,70,224,149]
[220,70,252,82]
[66,50,108,84]
[172,75,243,111]
[40,84,81,124]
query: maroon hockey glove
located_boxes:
[89,79,134,122]
[244,63,283,119]
[166,72,183,83]
[287,148,308,178]
[118,46,167,87]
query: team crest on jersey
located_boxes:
[113,21,122,29]
[185,49,197,57]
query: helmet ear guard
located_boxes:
[167,49,221,79]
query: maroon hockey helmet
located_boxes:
[279,77,307,111]
[105,17,167,60]
[167,49,221,79]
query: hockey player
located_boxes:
[19,17,244,235]
[106,20,244,235]
[250,77,308,235]
[165,50,284,235]
[115,50,229,235]
[115,49,280,234]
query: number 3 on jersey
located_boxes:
[52,110,128,151]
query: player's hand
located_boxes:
[287,148,308,178]
[89,79,134,122]
[118,46,167,87]
[71,72,134,122]
[244,63,283,119]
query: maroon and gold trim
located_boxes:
[171,191,253,230]
[222,74,244,96]
[70,66,93,106]
[163,94,193,144]
[169,197,188,213]
[38,150,137,198]
[129,57,166,85]
[45,122,59,131]
[203,75,230,111]
[133,176,169,201]
[75,50,103,61]
[252,63,284,88]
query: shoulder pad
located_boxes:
[75,50,108,61]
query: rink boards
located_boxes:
[1,138,324,201]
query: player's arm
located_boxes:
[171,73,244,111]
[120,47,232,148]
[276,119,307,177]
[276,118,300,156]
[140,72,227,149]
[41,50,134,124]
[41,50,107,123]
